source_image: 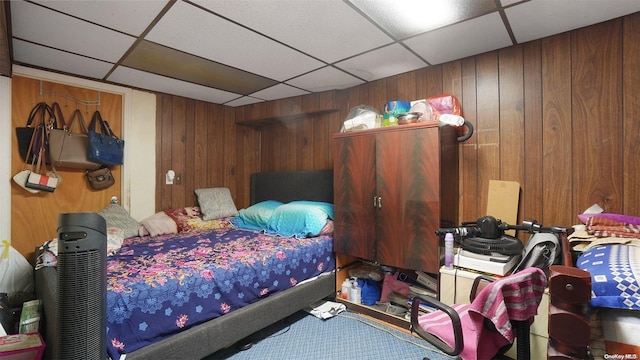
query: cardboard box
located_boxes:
[0,333,45,360]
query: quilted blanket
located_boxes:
[105,227,334,359]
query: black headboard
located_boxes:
[250,170,334,205]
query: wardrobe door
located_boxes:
[333,134,377,260]
[375,126,442,273]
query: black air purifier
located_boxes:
[56,212,107,360]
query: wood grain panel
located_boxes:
[522,40,544,228]
[623,13,640,214]
[572,19,623,215]
[395,72,417,101]
[475,52,500,215]
[416,65,444,99]
[170,96,186,209]
[332,133,376,260]
[541,33,573,227]
[498,45,525,187]
[11,76,122,261]
[460,58,479,222]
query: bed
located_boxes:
[552,215,640,358]
[35,169,336,360]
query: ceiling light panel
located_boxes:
[29,0,170,36]
[195,0,394,64]
[145,1,325,82]
[404,12,512,65]
[349,0,498,39]
[11,1,136,63]
[108,66,241,104]
[122,40,278,95]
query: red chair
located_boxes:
[410,267,547,360]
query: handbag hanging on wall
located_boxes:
[15,102,55,164]
[87,110,124,166]
[85,166,115,191]
[13,116,61,193]
[49,104,101,170]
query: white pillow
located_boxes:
[195,187,239,220]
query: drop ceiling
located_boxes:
[6,0,640,107]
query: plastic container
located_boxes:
[444,233,454,269]
[349,278,361,304]
[341,279,351,300]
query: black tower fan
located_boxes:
[56,212,107,360]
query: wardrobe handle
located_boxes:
[377,196,382,209]
[373,196,382,209]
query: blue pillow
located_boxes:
[230,200,283,231]
[265,201,334,238]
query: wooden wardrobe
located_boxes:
[332,122,459,274]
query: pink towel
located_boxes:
[417,267,547,360]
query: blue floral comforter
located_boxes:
[105,227,334,359]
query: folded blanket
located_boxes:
[587,216,640,239]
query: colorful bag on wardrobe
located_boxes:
[87,110,124,166]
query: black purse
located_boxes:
[15,102,55,164]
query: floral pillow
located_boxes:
[164,207,232,233]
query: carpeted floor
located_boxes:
[204,307,456,360]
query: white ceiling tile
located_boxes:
[12,40,114,79]
[335,43,428,82]
[11,0,137,63]
[507,0,640,43]
[108,66,241,104]
[404,12,512,65]
[500,0,527,7]
[194,0,393,63]
[31,0,171,36]
[145,1,325,81]
[249,84,310,101]
[286,67,365,93]
[225,97,265,107]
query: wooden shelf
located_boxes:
[235,90,339,126]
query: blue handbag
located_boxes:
[87,110,124,166]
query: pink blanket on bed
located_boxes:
[417,267,547,360]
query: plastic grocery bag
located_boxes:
[0,240,34,294]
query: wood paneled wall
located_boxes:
[156,14,640,239]
[11,76,122,261]
[155,93,260,210]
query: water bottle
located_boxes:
[444,232,454,269]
